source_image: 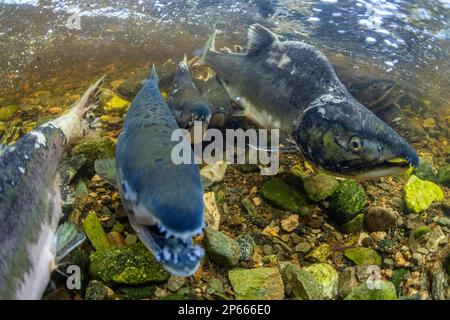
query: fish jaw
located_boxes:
[292,95,419,179]
[126,203,204,277]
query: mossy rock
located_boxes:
[160,293,189,300]
[403,175,444,213]
[303,174,339,202]
[325,180,366,224]
[72,137,116,177]
[104,94,130,115]
[83,211,111,251]
[345,281,397,300]
[261,178,309,214]
[437,165,450,187]
[413,226,431,239]
[228,268,285,300]
[341,214,364,234]
[281,263,323,300]
[0,122,6,138]
[344,247,381,266]
[90,243,170,286]
[304,263,339,300]
[0,105,19,122]
[390,269,407,294]
[305,244,331,263]
[119,286,156,300]
[414,158,437,182]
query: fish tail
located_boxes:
[198,28,217,65]
[55,222,86,263]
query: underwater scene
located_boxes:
[0,0,449,301]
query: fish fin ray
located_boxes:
[56,222,86,263]
[94,157,118,186]
[198,28,217,64]
[151,64,159,84]
[247,24,278,55]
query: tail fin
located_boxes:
[151,64,159,84]
[198,28,217,65]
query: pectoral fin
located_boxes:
[94,157,118,186]
[56,222,86,263]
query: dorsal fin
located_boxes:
[247,24,278,55]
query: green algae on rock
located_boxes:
[303,174,339,202]
[0,105,19,122]
[72,137,116,177]
[413,226,432,239]
[325,180,366,224]
[290,165,311,181]
[204,227,240,268]
[345,281,397,300]
[85,280,114,300]
[104,94,130,115]
[261,178,309,214]
[0,122,6,138]
[344,247,382,266]
[437,165,450,187]
[90,243,170,286]
[119,286,156,300]
[304,263,339,300]
[414,157,437,182]
[305,243,331,263]
[83,211,111,251]
[281,263,323,300]
[342,213,364,234]
[228,268,285,300]
[403,175,444,214]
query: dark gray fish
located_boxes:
[169,55,211,143]
[0,77,104,299]
[115,66,204,277]
[195,76,233,128]
[198,24,419,179]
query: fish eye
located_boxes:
[349,136,362,152]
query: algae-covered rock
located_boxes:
[344,247,381,266]
[104,94,130,115]
[204,227,240,268]
[437,165,450,187]
[414,158,437,182]
[342,213,364,234]
[390,269,407,294]
[117,70,148,100]
[85,280,114,300]
[403,175,444,213]
[413,226,431,239]
[261,178,308,214]
[345,281,397,300]
[305,243,331,263]
[281,263,323,300]
[303,174,339,202]
[0,122,6,137]
[290,165,310,181]
[160,293,189,300]
[0,105,19,121]
[236,235,254,262]
[304,263,339,300]
[325,180,366,224]
[90,243,170,285]
[120,286,156,300]
[83,211,111,251]
[72,137,116,177]
[228,268,285,300]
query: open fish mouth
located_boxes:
[132,220,204,277]
[333,157,415,180]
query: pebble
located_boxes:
[236,235,254,262]
[338,267,358,299]
[85,281,114,300]
[125,234,138,245]
[204,227,240,268]
[204,192,221,230]
[364,207,397,231]
[107,231,126,247]
[263,244,273,256]
[394,252,406,268]
[295,242,311,254]
[167,275,187,292]
[228,268,285,300]
[306,243,331,263]
[281,214,299,233]
[425,226,447,251]
[437,216,450,228]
